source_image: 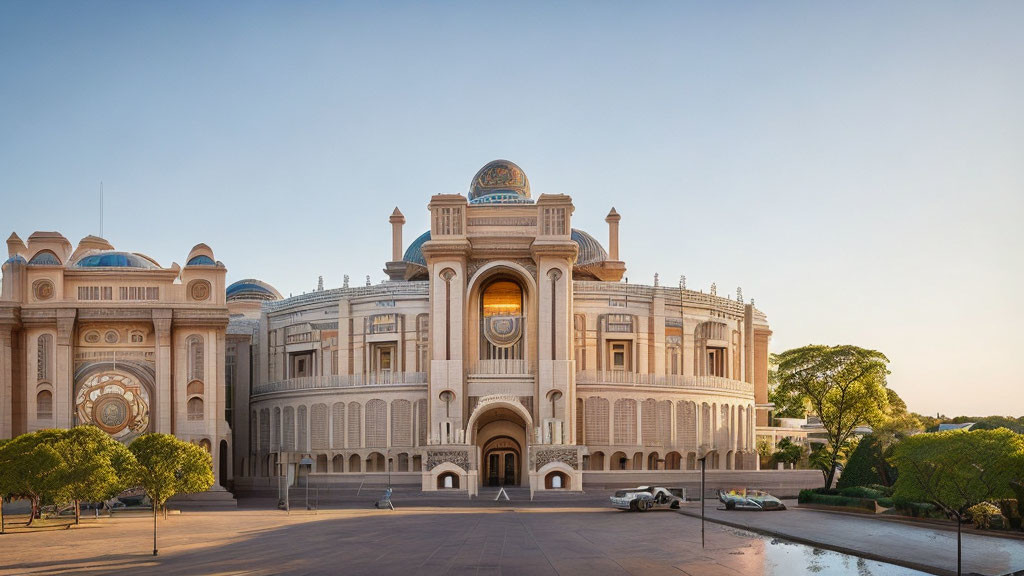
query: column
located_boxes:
[0,326,12,438]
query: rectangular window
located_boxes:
[78,286,113,300]
[119,286,158,301]
[609,341,631,372]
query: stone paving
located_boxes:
[0,507,931,576]
[679,500,1024,576]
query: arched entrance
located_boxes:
[467,396,533,488]
[482,436,521,487]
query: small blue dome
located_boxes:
[469,160,532,204]
[73,252,158,269]
[27,251,61,266]
[403,230,431,267]
[571,229,608,266]
[4,255,26,265]
[227,279,281,302]
[187,255,216,266]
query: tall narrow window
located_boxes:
[36,390,53,420]
[187,335,205,382]
[37,334,52,382]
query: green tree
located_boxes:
[770,438,803,468]
[767,355,807,420]
[128,434,213,556]
[892,429,1024,575]
[0,431,64,526]
[774,345,890,488]
[54,426,136,525]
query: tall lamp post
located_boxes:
[299,456,314,510]
[696,451,716,549]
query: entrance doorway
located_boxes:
[482,437,520,487]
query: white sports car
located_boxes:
[610,486,685,512]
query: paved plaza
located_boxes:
[4,505,1017,576]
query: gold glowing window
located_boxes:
[481,281,522,317]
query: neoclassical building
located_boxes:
[0,233,233,490]
[235,160,772,494]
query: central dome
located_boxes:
[469,160,532,204]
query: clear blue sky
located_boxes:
[2,1,1021,417]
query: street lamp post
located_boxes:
[299,456,314,510]
[696,451,716,549]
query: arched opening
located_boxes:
[348,454,361,473]
[611,451,628,470]
[437,472,460,489]
[366,452,385,472]
[589,451,605,471]
[686,452,697,470]
[647,452,661,471]
[218,440,229,488]
[545,471,569,490]
[468,398,532,487]
[187,397,204,421]
[397,453,409,472]
[36,389,53,421]
[316,454,328,473]
[632,452,643,470]
[665,451,682,470]
[412,455,422,472]
[332,454,345,472]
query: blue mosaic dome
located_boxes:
[186,255,216,266]
[73,251,159,269]
[4,255,26,265]
[403,230,431,267]
[571,229,608,266]
[469,160,532,204]
[227,279,282,302]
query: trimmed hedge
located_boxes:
[798,489,876,512]
[838,486,885,499]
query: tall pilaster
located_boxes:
[0,324,13,439]
[153,309,173,434]
[54,309,76,428]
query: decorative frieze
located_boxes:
[535,448,579,470]
[426,450,469,471]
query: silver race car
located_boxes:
[610,486,685,512]
[717,488,786,510]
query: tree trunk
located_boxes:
[824,463,837,489]
[74,500,80,525]
[152,504,158,556]
[1,497,5,534]
[26,498,37,527]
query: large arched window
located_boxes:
[480,279,525,361]
[482,280,522,317]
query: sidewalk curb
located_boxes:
[676,507,956,576]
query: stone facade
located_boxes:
[0,235,232,489]
[233,160,773,494]
[1,161,776,496]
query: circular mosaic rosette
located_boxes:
[75,373,150,442]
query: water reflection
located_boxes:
[727,529,928,575]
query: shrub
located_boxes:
[798,489,875,511]
[891,496,938,518]
[967,502,1002,530]
[867,484,895,497]
[876,497,894,508]
[838,486,884,499]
